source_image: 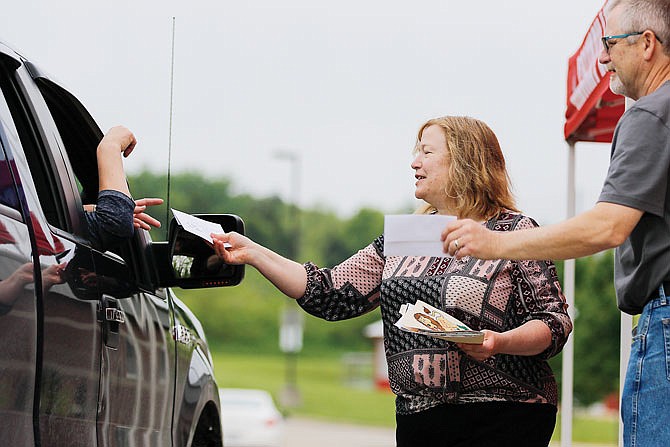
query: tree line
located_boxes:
[128,170,621,406]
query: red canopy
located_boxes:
[564,1,624,143]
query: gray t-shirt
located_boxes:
[598,81,670,314]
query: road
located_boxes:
[282,417,617,447]
[283,417,394,447]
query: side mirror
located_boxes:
[151,214,245,288]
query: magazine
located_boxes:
[394,300,484,344]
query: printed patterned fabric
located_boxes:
[297,212,572,415]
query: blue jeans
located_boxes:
[622,286,670,446]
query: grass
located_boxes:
[211,350,619,444]
[555,415,618,445]
[213,350,396,426]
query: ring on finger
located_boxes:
[454,239,460,249]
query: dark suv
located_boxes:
[0,41,244,446]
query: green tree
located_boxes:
[128,171,294,253]
[572,251,620,405]
[128,170,384,353]
[320,208,384,266]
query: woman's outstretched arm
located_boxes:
[211,231,307,299]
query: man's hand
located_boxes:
[99,125,137,158]
[42,262,67,290]
[441,219,500,259]
[133,198,164,230]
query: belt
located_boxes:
[651,281,670,300]
[647,280,670,302]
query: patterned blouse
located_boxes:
[297,212,572,415]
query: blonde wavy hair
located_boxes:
[414,116,519,219]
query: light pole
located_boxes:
[274,150,300,242]
[274,149,303,408]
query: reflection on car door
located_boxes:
[0,95,38,447]
[0,66,100,446]
[38,238,101,446]
[0,58,102,446]
[93,244,175,447]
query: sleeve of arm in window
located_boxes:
[84,189,135,251]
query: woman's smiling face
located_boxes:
[411,124,452,213]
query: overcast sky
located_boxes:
[2,0,612,224]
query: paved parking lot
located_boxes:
[282,417,617,447]
[283,417,395,447]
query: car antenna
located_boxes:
[166,16,176,227]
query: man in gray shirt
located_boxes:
[441,0,670,445]
[83,126,162,252]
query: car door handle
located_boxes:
[101,295,124,349]
[105,308,125,324]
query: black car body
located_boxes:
[0,41,242,446]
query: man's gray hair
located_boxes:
[607,0,670,55]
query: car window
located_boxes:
[32,77,101,206]
[29,75,156,288]
[0,57,67,228]
[0,55,154,291]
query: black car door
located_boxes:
[0,49,102,446]
[0,67,39,447]
[92,240,176,447]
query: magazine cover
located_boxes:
[394,300,484,344]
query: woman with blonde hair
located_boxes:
[211,116,572,446]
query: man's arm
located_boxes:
[96,126,136,197]
[85,198,164,230]
[83,126,138,251]
[442,202,643,260]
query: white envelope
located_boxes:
[171,208,224,243]
[383,214,455,257]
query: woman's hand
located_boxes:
[211,231,308,299]
[211,231,255,265]
[456,330,502,361]
[457,320,552,361]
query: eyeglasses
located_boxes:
[601,31,665,53]
[601,32,643,53]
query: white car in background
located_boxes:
[219,388,285,447]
